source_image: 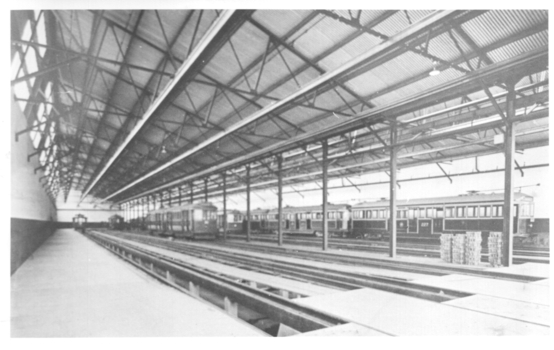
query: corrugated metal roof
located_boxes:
[14,9,547,202]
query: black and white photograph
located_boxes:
[4,0,552,342]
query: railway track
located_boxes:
[84,230,348,336]
[96,229,545,283]
[93,230,474,302]
[223,233,549,264]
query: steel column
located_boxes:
[190,182,194,203]
[322,141,329,251]
[389,122,398,258]
[223,172,227,240]
[277,155,283,247]
[204,178,208,202]
[502,82,517,266]
[246,165,251,242]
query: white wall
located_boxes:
[56,189,121,223]
[10,93,56,221]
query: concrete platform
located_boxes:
[293,288,549,336]
[11,229,265,337]
[411,274,549,306]
[295,323,388,336]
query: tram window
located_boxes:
[479,206,486,217]
[339,211,344,219]
[494,205,503,217]
[414,209,419,218]
[371,210,378,218]
[384,209,389,218]
[513,205,518,217]
[194,210,203,220]
[427,208,436,218]
[467,206,476,218]
[456,207,465,218]
[485,206,492,217]
[316,212,322,219]
[436,208,444,218]
[521,204,529,217]
[378,210,384,218]
[530,203,535,217]
[445,207,454,218]
[408,209,415,219]
[419,208,426,218]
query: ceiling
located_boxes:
[10,9,549,207]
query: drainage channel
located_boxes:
[96,230,472,303]
[84,231,351,337]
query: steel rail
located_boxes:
[94,230,472,302]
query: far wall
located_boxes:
[56,189,121,227]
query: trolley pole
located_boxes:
[502,80,517,267]
[246,165,251,242]
[277,154,283,247]
[389,121,398,258]
[322,140,329,251]
[223,172,227,240]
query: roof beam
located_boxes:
[103,10,466,201]
[81,10,252,200]
[112,47,547,203]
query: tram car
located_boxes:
[265,204,352,237]
[217,209,243,234]
[129,217,147,231]
[351,192,535,239]
[72,214,87,233]
[146,202,218,240]
[247,208,271,233]
[108,215,125,230]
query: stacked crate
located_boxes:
[440,234,453,262]
[464,231,482,265]
[488,231,503,267]
[452,234,466,264]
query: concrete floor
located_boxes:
[11,229,264,337]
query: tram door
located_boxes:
[418,219,432,235]
[433,219,443,233]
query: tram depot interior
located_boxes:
[7,7,551,339]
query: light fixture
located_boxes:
[429,61,440,76]
[161,145,167,154]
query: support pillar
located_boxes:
[190,182,194,204]
[223,172,227,240]
[246,165,251,242]
[502,82,517,267]
[322,141,329,251]
[277,155,283,247]
[389,121,398,258]
[179,187,182,205]
[204,178,209,202]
